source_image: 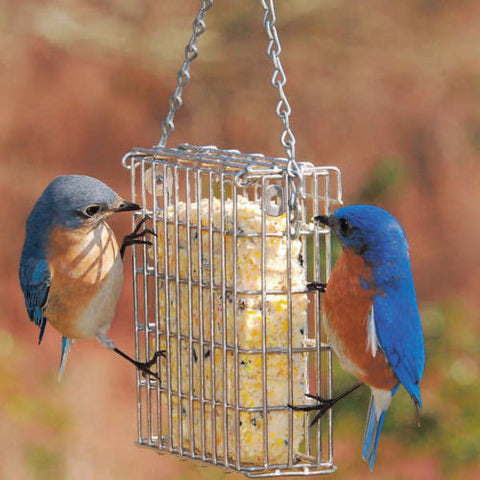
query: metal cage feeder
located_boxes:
[121,1,343,477]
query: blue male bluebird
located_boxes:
[290,205,425,470]
[19,175,162,380]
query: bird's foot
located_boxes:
[133,350,166,380]
[288,394,336,426]
[288,382,364,426]
[113,347,165,381]
[307,282,327,293]
[120,215,156,259]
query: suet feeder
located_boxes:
[122,1,342,476]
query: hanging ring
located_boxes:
[263,184,286,217]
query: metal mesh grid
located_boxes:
[122,144,342,477]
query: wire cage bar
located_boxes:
[122,144,342,477]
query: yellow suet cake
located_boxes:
[150,195,311,464]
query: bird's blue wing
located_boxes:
[373,276,425,407]
[19,257,50,344]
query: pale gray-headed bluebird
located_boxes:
[290,205,425,470]
[19,174,162,380]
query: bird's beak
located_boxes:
[115,201,142,213]
[313,215,330,226]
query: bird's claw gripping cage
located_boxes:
[122,1,343,477]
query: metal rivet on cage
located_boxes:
[121,0,343,477]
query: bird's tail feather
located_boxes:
[58,337,74,381]
[362,394,387,471]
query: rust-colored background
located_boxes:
[2,1,480,479]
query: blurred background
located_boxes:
[1,0,480,478]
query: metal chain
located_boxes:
[261,0,296,163]
[156,0,214,147]
[156,0,303,229]
[261,0,303,229]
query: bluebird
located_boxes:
[19,175,162,380]
[290,205,425,470]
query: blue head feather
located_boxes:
[27,175,120,232]
[324,205,411,290]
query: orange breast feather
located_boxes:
[324,249,398,390]
[44,222,122,339]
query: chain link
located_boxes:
[261,0,304,230]
[156,0,214,147]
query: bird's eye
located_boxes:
[84,205,102,217]
[338,217,352,235]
